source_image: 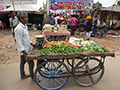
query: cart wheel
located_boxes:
[35,60,69,90]
[73,58,104,87]
[67,57,84,67]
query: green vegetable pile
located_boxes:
[40,45,82,54]
[81,42,108,52]
[40,41,108,55]
[74,39,83,45]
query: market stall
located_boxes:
[42,24,70,41]
[27,36,115,90]
[92,5,120,30]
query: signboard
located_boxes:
[50,0,93,10]
[0,0,37,5]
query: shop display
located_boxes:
[43,24,68,33]
[40,38,108,55]
[57,26,68,32]
[44,24,52,32]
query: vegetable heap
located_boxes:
[81,41,108,52]
[43,41,79,48]
[40,41,108,55]
[41,41,81,54]
[70,38,83,46]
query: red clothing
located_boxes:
[75,25,80,30]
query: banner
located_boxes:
[50,0,93,10]
[0,0,37,5]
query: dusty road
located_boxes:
[0,55,120,90]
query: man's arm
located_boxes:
[22,50,27,57]
[9,18,13,28]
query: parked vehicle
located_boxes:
[96,26,108,38]
[36,23,42,30]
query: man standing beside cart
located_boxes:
[14,11,36,80]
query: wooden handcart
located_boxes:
[27,48,115,90]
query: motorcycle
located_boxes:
[96,26,108,38]
[36,23,42,30]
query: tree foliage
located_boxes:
[117,0,120,6]
[39,2,46,12]
[93,1,102,9]
[7,5,11,8]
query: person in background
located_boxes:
[86,15,92,40]
[14,11,35,81]
[70,15,78,36]
[54,15,58,25]
[93,19,97,36]
[9,11,19,42]
[75,15,80,35]
[48,14,55,25]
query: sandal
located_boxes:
[21,74,30,79]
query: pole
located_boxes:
[108,0,118,20]
[12,0,15,11]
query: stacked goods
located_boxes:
[43,24,68,33]
[41,45,82,54]
[43,41,79,48]
[70,38,84,46]
[44,24,52,32]
[57,26,68,33]
[80,41,108,52]
[70,38,108,52]
[41,41,81,54]
[40,40,108,55]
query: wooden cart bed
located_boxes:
[27,48,115,60]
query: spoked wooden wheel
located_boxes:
[35,60,69,90]
[73,58,104,87]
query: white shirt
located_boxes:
[54,18,57,24]
[9,16,19,33]
[14,22,31,56]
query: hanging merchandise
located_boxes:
[77,11,80,15]
[73,10,76,15]
[87,10,90,14]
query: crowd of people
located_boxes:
[47,12,95,40]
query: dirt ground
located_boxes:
[0,29,120,64]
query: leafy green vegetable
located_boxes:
[40,41,108,55]
[81,42,108,52]
[40,45,82,54]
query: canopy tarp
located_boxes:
[0,5,43,14]
[97,5,120,13]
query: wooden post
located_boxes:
[12,0,15,11]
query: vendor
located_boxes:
[48,14,55,25]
